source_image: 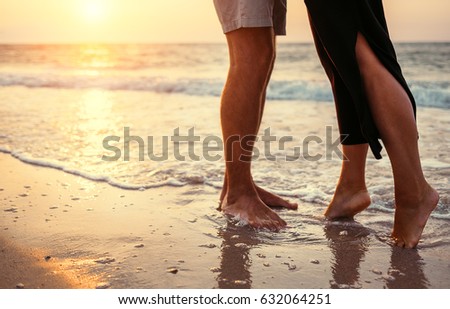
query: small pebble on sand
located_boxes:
[4,208,18,213]
[167,267,178,274]
[382,275,396,282]
[134,244,145,248]
[388,269,401,276]
[263,262,270,267]
[210,267,220,273]
[44,256,51,261]
[310,259,320,264]
[234,243,249,249]
[95,257,116,264]
[283,262,297,270]
[96,282,111,289]
[372,268,382,275]
[16,283,25,289]
[199,244,216,249]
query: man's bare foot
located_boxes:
[255,186,298,210]
[325,185,371,219]
[221,193,287,230]
[219,184,297,210]
[392,185,439,248]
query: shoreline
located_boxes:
[1,152,449,289]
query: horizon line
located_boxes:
[0,39,449,45]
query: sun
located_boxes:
[82,1,107,22]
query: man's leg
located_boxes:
[325,144,371,219]
[355,33,439,248]
[219,32,297,211]
[253,57,298,210]
[220,27,287,230]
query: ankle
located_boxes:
[395,183,436,207]
[335,181,367,193]
[225,184,257,204]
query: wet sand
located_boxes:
[0,153,449,289]
[0,236,94,289]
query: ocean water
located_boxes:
[0,43,449,219]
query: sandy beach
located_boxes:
[1,152,449,289]
[0,0,449,297]
[0,42,449,290]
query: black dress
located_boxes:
[305,0,416,159]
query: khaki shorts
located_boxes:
[213,0,287,35]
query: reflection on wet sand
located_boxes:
[215,223,260,289]
[215,220,432,289]
[387,247,429,288]
[325,220,430,289]
[324,222,370,288]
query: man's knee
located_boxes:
[248,46,275,74]
[228,27,275,71]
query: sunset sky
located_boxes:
[0,0,449,43]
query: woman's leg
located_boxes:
[308,16,371,220]
[325,144,371,219]
[355,33,439,248]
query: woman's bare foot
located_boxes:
[392,185,439,248]
[325,185,371,219]
[221,192,287,230]
[219,184,298,210]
